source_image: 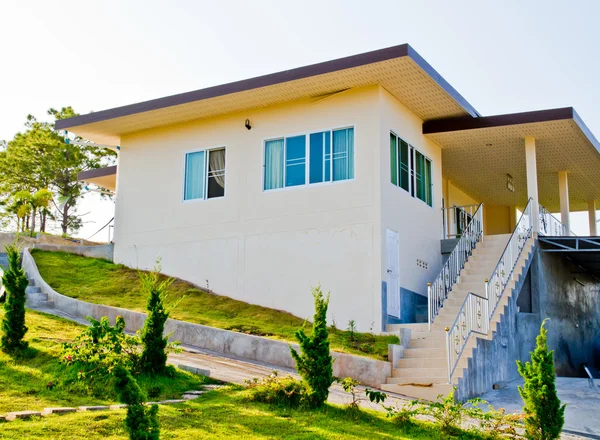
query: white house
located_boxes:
[60,44,600,400]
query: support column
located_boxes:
[589,200,598,236]
[558,171,570,236]
[525,136,539,232]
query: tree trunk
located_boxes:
[30,207,37,237]
[61,204,69,235]
[41,211,47,232]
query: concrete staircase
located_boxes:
[382,233,535,400]
[25,279,55,309]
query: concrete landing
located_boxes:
[481,377,600,438]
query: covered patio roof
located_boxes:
[78,165,117,191]
[425,108,600,212]
[55,44,479,145]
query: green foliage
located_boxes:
[337,377,361,411]
[471,405,524,439]
[382,400,420,425]
[1,244,29,352]
[416,391,483,435]
[517,319,566,440]
[139,263,180,375]
[290,285,334,408]
[114,366,160,440]
[0,108,117,234]
[62,316,141,375]
[245,371,309,408]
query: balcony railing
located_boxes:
[429,203,483,330]
[442,204,480,239]
[538,204,575,237]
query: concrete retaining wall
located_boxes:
[32,243,114,262]
[22,248,390,388]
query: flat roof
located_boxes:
[54,43,480,142]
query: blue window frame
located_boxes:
[285,135,306,187]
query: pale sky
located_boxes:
[1,0,599,238]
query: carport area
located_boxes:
[481,377,600,437]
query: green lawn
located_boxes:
[31,250,397,360]
[0,309,487,439]
[0,310,211,413]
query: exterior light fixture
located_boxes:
[506,174,515,192]
[245,119,252,130]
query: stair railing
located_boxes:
[428,203,483,331]
[445,199,534,383]
[446,292,489,381]
[538,204,575,237]
[485,199,534,320]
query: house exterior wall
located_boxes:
[379,88,444,325]
[113,86,383,332]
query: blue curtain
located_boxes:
[184,151,205,200]
[333,128,354,181]
[264,139,284,190]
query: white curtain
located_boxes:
[184,151,205,200]
[209,149,226,188]
[333,128,354,181]
[265,139,284,190]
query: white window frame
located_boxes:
[262,125,356,192]
[181,145,227,203]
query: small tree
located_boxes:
[139,263,177,375]
[1,245,29,353]
[290,284,333,408]
[517,319,566,440]
[114,366,160,440]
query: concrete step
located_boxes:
[386,375,447,385]
[381,383,455,401]
[410,330,445,341]
[403,348,446,358]
[397,357,447,368]
[27,292,48,302]
[31,300,55,308]
[25,286,41,294]
[409,337,446,349]
[392,367,448,378]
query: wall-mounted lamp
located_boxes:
[506,174,515,192]
[245,119,252,130]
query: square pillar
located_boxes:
[589,200,598,236]
[558,171,571,236]
[525,136,539,232]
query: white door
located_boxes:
[386,229,400,318]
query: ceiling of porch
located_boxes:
[425,109,600,212]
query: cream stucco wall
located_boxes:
[379,88,444,304]
[114,86,383,332]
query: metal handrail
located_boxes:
[444,199,534,383]
[428,203,483,330]
[443,204,481,239]
[538,204,575,237]
[446,292,489,381]
[486,199,534,322]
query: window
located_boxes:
[183,147,226,201]
[264,127,354,190]
[390,132,432,207]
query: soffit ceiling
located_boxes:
[58,56,473,145]
[428,120,600,212]
[82,174,116,191]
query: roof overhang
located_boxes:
[78,165,117,191]
[55,44,479,145]
[425,108,600,212]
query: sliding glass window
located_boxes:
[390,131,432,207]
[184,147,226,201]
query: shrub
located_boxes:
[245,371,308,408]
[114,366,160,440]
[417,391,481,435]
[62,316,141,375]
[382,400,420,425]
[473,405,524,439]
[139,263,180,375]
[290,285,334,408]
[1,244,29,353]
[516,319,566,440]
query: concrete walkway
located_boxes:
[481,378,600,438]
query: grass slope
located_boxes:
[0,310,210,413]
[32,250,397,360]
[0,388,488,440]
